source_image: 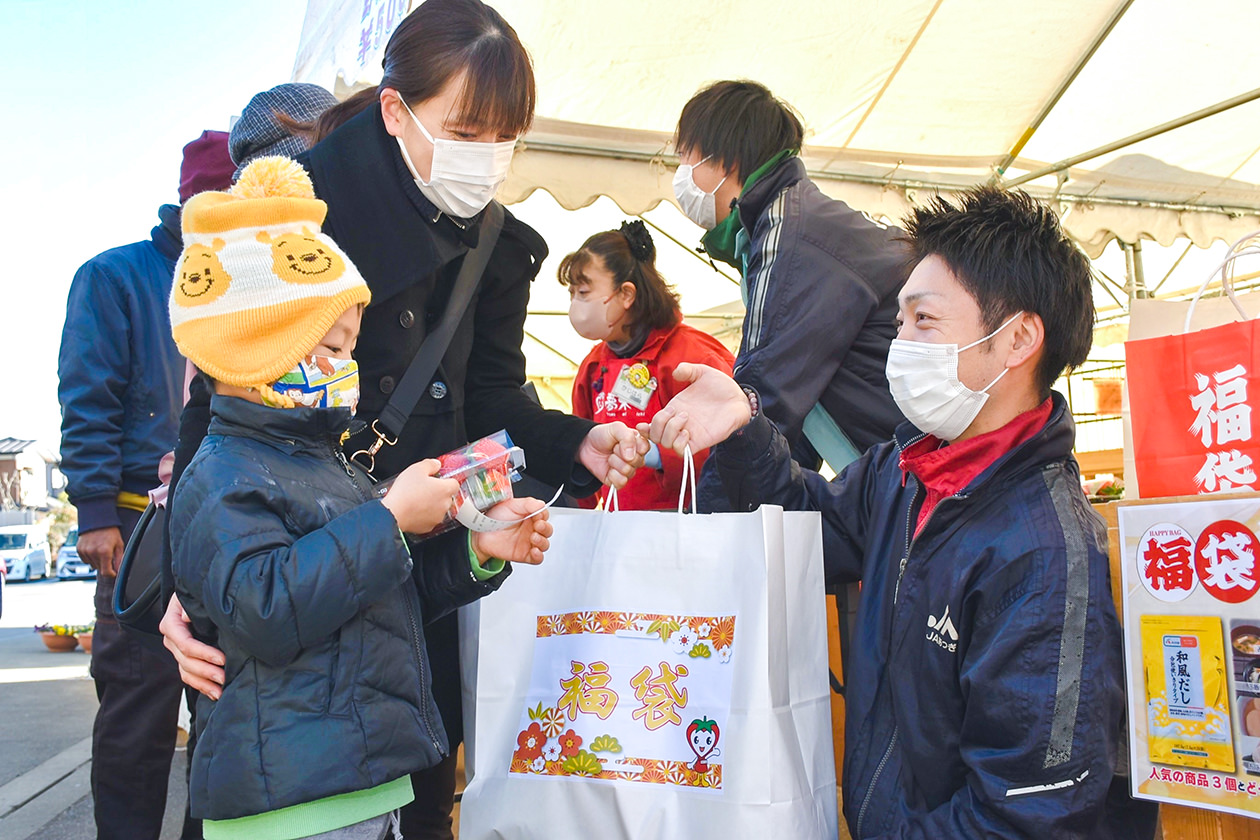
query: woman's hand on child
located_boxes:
[471,498,553,566]
[160,595,226,700]
[380,459,462,533]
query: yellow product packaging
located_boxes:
[1140,615,1235,772]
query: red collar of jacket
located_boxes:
[899,398,1053,534]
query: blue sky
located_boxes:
[1,0,309,451]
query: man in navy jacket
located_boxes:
[644,187,1156,838]
[57,130,234,840]
[671,80,907,509]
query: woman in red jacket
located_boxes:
[563,221,735,509]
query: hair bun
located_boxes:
[619,219,655,263]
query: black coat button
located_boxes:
[399,309,415,329]
[380,376,396,395]
[429,381,448,400]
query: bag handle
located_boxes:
[603,446,697,513]
[1182,229,1260,333]
[352,203,506,475]
[676,445,698,514]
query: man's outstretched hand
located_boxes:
[637,363,751,456]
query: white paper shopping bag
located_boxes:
[458,502,837,839]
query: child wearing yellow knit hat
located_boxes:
[167,158,553,840]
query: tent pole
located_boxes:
[1150,240,1196,296]
[1004,87,1260,188]
[991,0,1135,180]
[523,329,581,367]
[1122,241,1149,301]
[637,214,740,286]
[1093,268,1128,312]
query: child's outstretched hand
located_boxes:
[471,498,553,567]
[380,459,461,534]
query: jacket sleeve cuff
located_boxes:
[715,409,777,463]
[467,532,506,580]
[567,465,601,499]
[75,496,122,533]
[644,442,663,470]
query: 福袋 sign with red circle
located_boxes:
[1193,519,1259,604]
[1138,523,1197,602]
[1136,520,1260,605]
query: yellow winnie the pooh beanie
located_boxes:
[169,156,371,395]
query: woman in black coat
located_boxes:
[160,2,646,837]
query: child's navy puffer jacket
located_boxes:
[171,395,508,820]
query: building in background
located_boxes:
[0,438,64,524]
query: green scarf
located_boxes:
[700,149,797,271]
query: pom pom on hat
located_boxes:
[231,156,315,200]
[169,158,370,392]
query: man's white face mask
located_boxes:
[885,312,1023,440]
[672,155,726,230]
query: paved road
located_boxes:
[0,577,190,840]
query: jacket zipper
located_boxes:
[331,439,443,754]
[856,484,918,837]
[403,588,445,754]
[855,728,898,837]
[893,484,919,605]
[331,443,358,481]
[857,434,924,838]
[859,439,976,837]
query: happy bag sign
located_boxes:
[1127,321,1260,499]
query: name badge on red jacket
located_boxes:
[609,362,658,411]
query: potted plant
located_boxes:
[34,623,80,652]
[76,621,95,654]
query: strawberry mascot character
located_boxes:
[686,716,720,772]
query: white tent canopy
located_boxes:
[295,0,1260,258]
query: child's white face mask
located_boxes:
[264,355,360,413]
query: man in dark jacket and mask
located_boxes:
[57,130,236,840]
[643,187,1157,839]
[671,80,907,510]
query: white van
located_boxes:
[0,525,51,582]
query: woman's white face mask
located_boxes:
[673,155,726,230]
[395,96,516,219]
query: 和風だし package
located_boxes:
[1140,614,1235,772]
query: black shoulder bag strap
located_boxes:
[351,202,505,476]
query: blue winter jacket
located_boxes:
[712,393,1156,839]
[57,205,185,533]
[170,396,509,820]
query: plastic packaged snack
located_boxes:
[376,430,526,537]
[1140,614,1235,772]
